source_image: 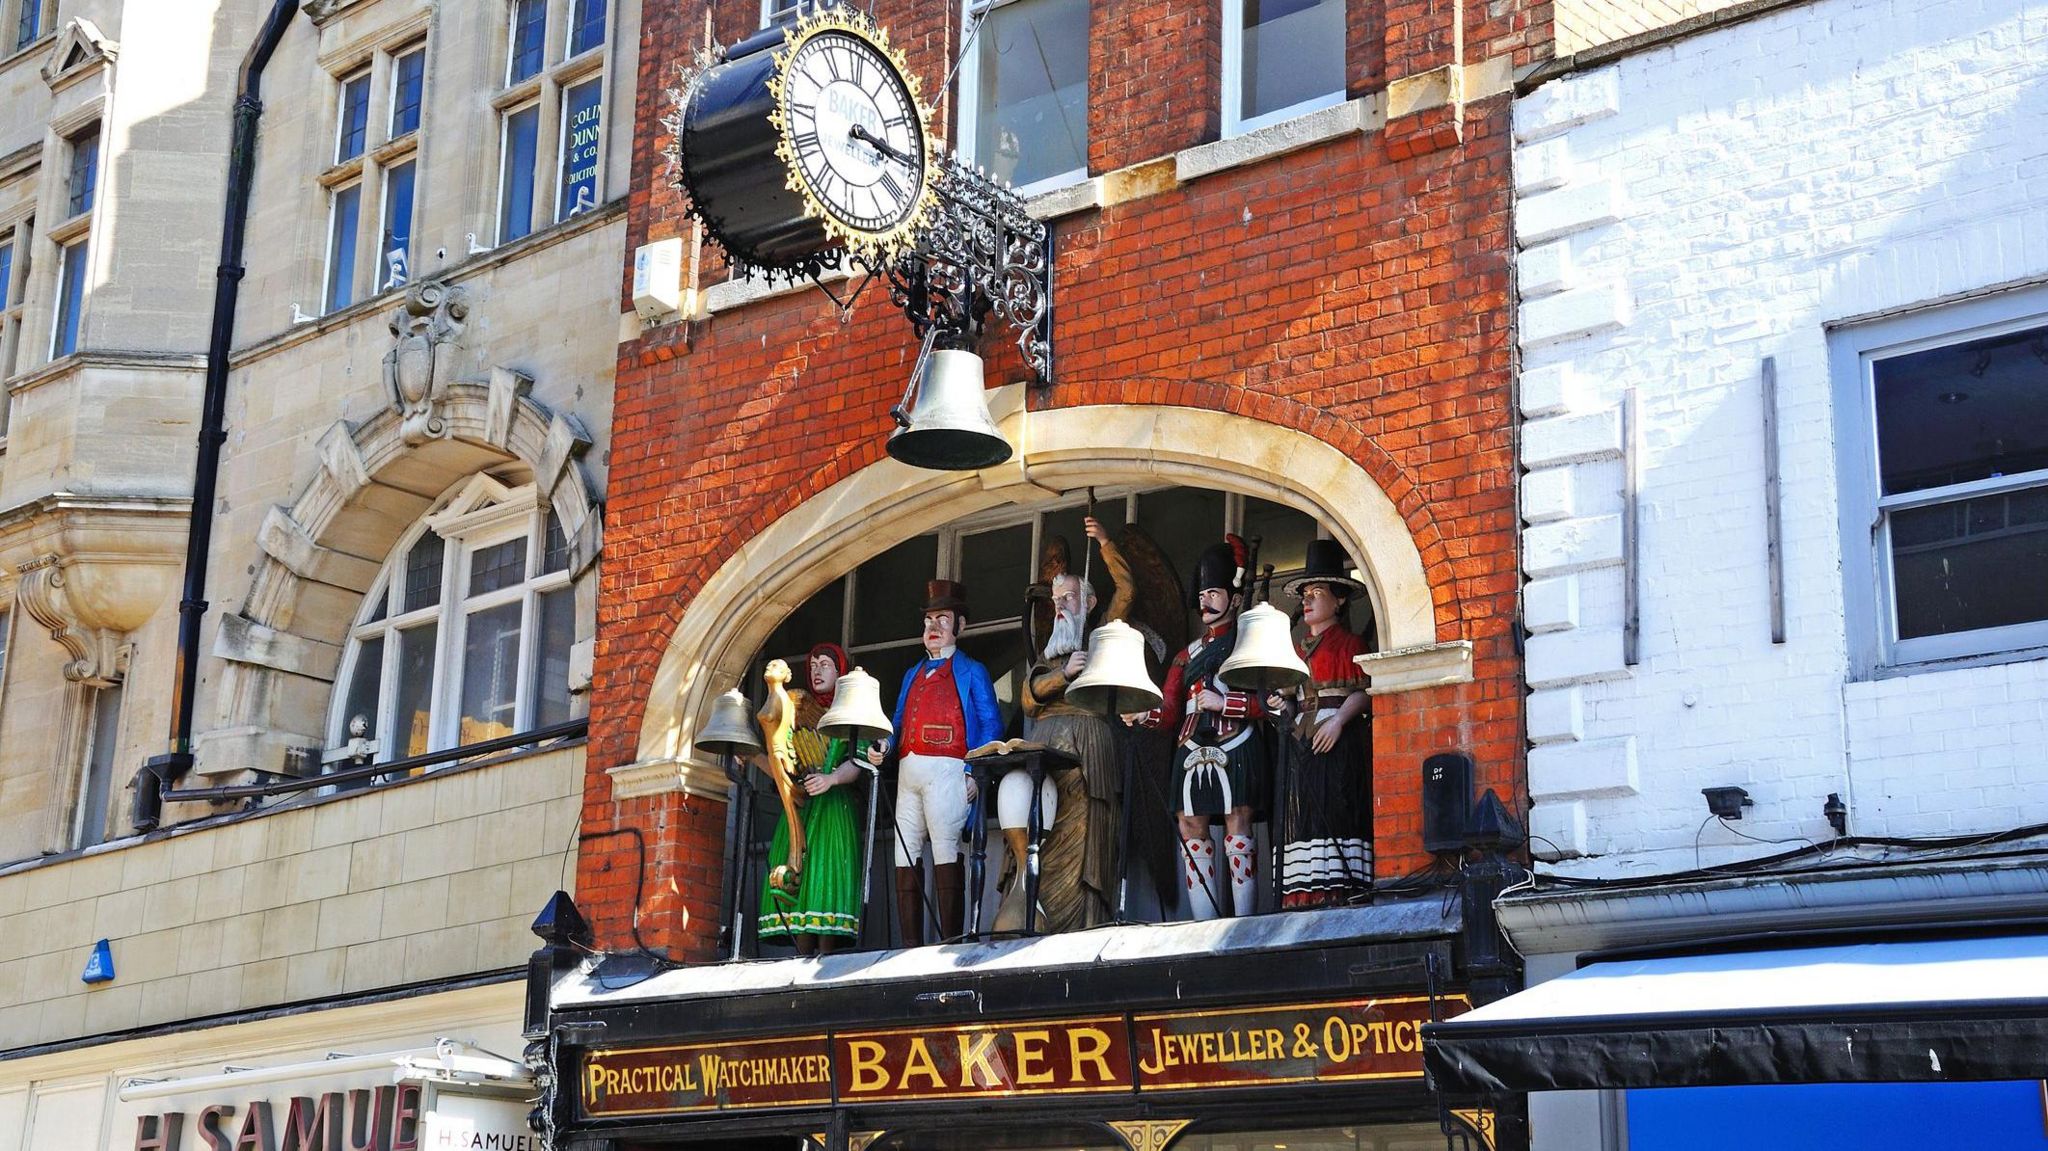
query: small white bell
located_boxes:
[1066,619,1164,714]
[886,349,1013,471]
[817,667,894,742]
[1217,603,1311,693]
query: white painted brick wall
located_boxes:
[1524,576,1582,634]
[1521,468,1577,525]
[1515,0,2048,877]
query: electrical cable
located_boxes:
[575,826,692,976]
[1716,816,1823,853]
[1526,819,2048,894]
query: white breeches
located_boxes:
[895,753,968,866]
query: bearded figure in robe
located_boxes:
[1004,516,1133,932]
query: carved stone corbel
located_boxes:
[16,553,130,686]
[383,281,470,445]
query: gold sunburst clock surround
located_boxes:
[767,8,938,265]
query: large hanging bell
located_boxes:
[1217,602,1312,693]
[1066,619,1165,714]
[886,349,1014,471]
[696,688,766,759]
[817,667,895,742]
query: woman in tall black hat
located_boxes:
[1274,538,1373,907]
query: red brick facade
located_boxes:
[583,0,1546,960]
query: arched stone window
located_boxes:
[329,473,578,762]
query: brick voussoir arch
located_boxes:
[620,396,1456,802]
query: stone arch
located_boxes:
[196,367,600,775]
[621,397,1468,800]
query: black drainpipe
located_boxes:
[133,0,306,833]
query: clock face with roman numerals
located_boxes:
[771,15,934,257]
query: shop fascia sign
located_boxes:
[129,1080,535,1151]
[579,995,1470,1120]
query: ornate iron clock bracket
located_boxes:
[666,13,1054,387]
[870,159,1053,387]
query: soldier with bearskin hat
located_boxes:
[1129,535,1269,919]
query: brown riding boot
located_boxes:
[934,861,967,943]
[994,828,1033,934]
[895,866,925,948]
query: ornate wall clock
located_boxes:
[670,8,938,278]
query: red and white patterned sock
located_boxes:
[1225,834,1255,917]
[1182,837,1219,920]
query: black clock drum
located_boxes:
[674,9,936,274]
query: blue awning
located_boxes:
[1423,932,2048,1093]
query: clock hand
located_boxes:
[847,123,915,167]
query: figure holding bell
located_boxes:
[1012,515,1133,932]
[757,643,884,954]
[1270,540,1373,907]
[1131,535,1270,920]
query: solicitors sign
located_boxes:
[578,995,1466,1119]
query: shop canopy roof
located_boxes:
[553,900,1463,1041]
[1423,931,2048,1094]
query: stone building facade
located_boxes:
[0,0,636,1145]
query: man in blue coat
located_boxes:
[889,579,1002,945]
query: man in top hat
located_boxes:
[890,579,1003,946]
[1012,516,1132,932]
[1131,535,1269,919]
[1271,539,1373,908]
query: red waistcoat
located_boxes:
[901,659,968,757]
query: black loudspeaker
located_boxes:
[1422,752,1474,854]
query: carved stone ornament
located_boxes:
[40,18,119,89]
[16,553,130,686]
[383,281,470,446]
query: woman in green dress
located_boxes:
[759,643,880,954]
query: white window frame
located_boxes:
[377,157,416,291]
[0,213,28,389]
[335,67,372,165]
[12,0,53,52]
[505,0,547,87]
[1220,0,1348,137]
[388,43,426,140]
[48,234,87,360]
[564,0,605,59]
[328,476,577,764]
[320,32,427,314]
[956,0,1090,198]
[1830,283,2048,677]
[761,0,829,28]
[43,120,100,361]
[554,76,604,223]
[0,608,13,735]
[491,0,606,244]
[496,100,542,245]
[323,178,363,313]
